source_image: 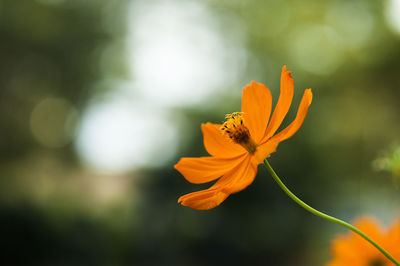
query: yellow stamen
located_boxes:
[220,112,258,154]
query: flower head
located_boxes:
[327,217,400,266]
[175,66,313,210]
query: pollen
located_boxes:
[220,112,258,154]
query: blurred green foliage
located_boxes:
[373,144,400,181]
[0,0,400,265]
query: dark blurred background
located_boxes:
[0,0,399,265]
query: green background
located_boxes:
[0,0,399,265]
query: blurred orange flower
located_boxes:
[327,217,400,266]
[175,66,312,210]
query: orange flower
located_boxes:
[175,66,313,210]
[327,217,400,266]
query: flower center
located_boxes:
[221,112,258,154]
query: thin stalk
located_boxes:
[263,159,400,266]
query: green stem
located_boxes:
[263,159,400,266]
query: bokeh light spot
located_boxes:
[385,0,400,34]
[128,0,245,106]
[289,24,343,75]
[30,97,78,148]
[251,0,290,37]
[76,97,178,173]
[36,0,65,5]
[326,1,374,49]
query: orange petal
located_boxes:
[386,220,400,261]
[214,156,258,195]
[177,155,256,210]
[201,123,246,158]
[352,217,385,249]
[268,89,312,143]
[329,235,362,264]
[387,220,400,249]
[178,189,229,210]
[264,65,294,140]
[327,217,397,266]
[253,140,279,164]
[241,81,272,143]
[174,154,246,184]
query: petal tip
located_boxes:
[281,65,293,82]
[245,80,258,89]
[305,89,313,104]
[177,190,229,210]
[245,80,269,91]
[177,196,183,203]
[173,161,180,170]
